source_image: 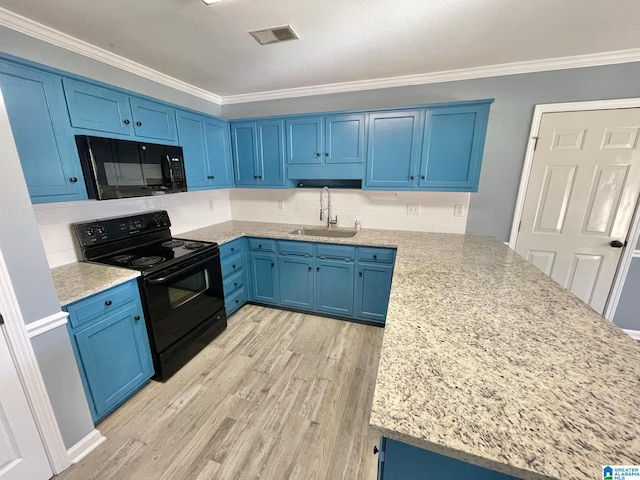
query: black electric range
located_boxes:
[73,210,227,380]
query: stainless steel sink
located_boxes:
[289,228,357,238]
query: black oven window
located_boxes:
[167,270,210,309]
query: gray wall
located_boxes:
[222,62,640,242]
[0,26,222,117]
[0,88,94,449]
[613,258,640,330]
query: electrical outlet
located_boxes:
[454,204,464,217]
[407,204,420,215]
[208,199,214,211]
[278,200,284,210]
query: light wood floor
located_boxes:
[55,305,384,480]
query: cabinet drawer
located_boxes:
[220,238,244,259]
[66,280,137,329]
[248,238,276,252]
[226,287,247,315]
[278,240,314,257]
[358,247,395,264]
[221,251,244,278]
[223,270,245,296]
[315,244,355,261]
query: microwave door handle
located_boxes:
[165,155,175,185]
[145,255,217,285]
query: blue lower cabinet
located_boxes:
[315,259,355,317]
[378,437,520,480]
[279,256,314,310]
[249,252,279,304]
[64,280,153,424]
[220,238,248,315]
[355,263,393,324]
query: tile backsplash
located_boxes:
[34,190,232,267]
[231,188,469,233]
[35,188,469,268]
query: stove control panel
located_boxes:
[73,210,171,246]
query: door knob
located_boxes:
[610,240,626,248]
[136,121,142,126]
[69,177,78,183]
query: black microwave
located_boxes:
[75,135,187,200]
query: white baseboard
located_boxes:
[623,329,640,341]
[67,429,106,464]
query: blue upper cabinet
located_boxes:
[364,110,423,189]
[286,116,323,165]
[418,103,490,191]
[63,78,134,136]
[63,78,178,143]
[177,110,233,190]
[231,120,285,188]
[325,114,365,164]
[287,113,365,180]
[204,117,234,188]
[129,97,178,142]
[0,60,87,203]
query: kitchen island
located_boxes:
[51,220,640,479]
[182,220,640,480]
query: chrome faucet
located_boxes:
[320,186,338,228]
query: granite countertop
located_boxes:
[51,262,140,306]
[181,220,640,480]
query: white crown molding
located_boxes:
[0,7,222,105]
[25,311,68,338]
[221,48,640,105]
[2,6,640,106]
[67,429,106,464]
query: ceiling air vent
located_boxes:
[249,25,299,45]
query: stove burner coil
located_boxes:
[131,256,166,267]
[184,242,205,250]
[161,240,185,248]
[111,254,135,264]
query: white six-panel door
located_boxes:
[516,108,640,314]
[0,322,52,480]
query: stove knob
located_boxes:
[85,228,95,237]
[96,226,106,235]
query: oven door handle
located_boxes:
[145,255,215,285]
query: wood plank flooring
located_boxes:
[54,305,384,480]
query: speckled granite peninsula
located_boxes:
[51,261,139,305]
[179,220,640,480]
[51,220,640,479]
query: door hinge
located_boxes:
[0,313,4,325]
[518,221,521,232]
[532,137,539,150]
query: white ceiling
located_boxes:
[1,0,640,100]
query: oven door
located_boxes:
[142,251,225,353]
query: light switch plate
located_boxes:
[454,204,464,217]
[208,199,215,211]
[407,204,420,215]
[278,200,285,210]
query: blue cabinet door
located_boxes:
[205,117,234,188]
[354,263,393,324]
[73,304,153,423]
[286,116,323,165]
[418,104,490,191]
[364,110,423,189]
[62,78,134,135]
[279,256,314,310]
[380,437,519,480]
[0,61,87,203]
[129,96,178,142]
[257,120,285,186]
[325,114,365,164]
[177,110,209,189]
[231,122,259,186]
[249,252,279,304]
[315,259,355,316]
